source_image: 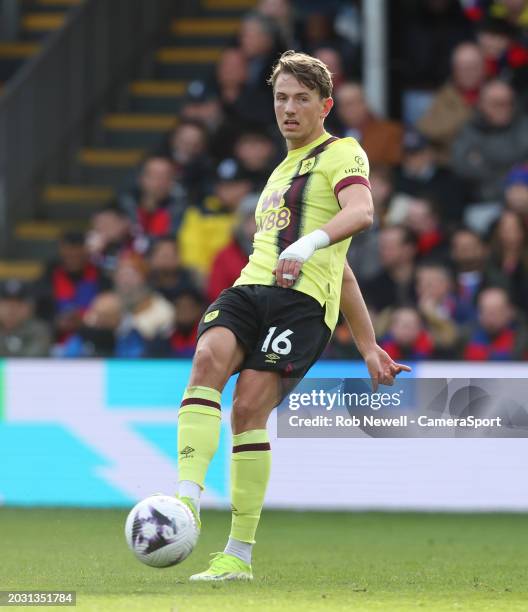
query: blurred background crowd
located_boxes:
[1,0,528,361]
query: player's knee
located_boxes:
[190,344,222,384]
[232,397,258,431]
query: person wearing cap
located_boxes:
[0,280,51,357]
[178,159,253,278]
[393,128,468,225]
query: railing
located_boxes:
[0,0,184,255]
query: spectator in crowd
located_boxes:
[392,129,468,225]
[485,209,528,307]
[36,231,109,344]
[418,42,486,164]
[449,226,489,324]
[117,156,187,242]
[178,160,252,278]
[414,262,460,355]
[213,47,249,120]
[451,79,528,202]
[148,287,206,358]
[180,80,224,134]
[177,79,238,164]
[416,262,457,320]
[403,197,449,261]
[333,82,403,166]
[464,0,528,30]
[113,252,174,341]
[60,292,145,358]
[361,225,417,312]
[236,12,284,125]
[504,162,528,217]
[257,0,299,49]
[463,286,528,359]
[379,306,436,360]
[86,207,142,278]
[233,127,279,191]
[158,119,213,203]
[476,17,528,94]
[207,194,258,302]
[148,237,198,301]
[313,46,347,93]
[0,280,51,357]
[398,0,472,124]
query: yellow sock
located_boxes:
[177,385,221,488]
[230,429,271,544]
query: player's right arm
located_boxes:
[275,183,374,287]
[340,261,411,390]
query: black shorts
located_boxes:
[197,284,331,379]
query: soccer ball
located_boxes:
[125,494,199,568]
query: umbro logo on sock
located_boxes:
[180,445,195,458]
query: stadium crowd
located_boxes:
[1,0,528,361]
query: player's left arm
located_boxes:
[340,260,411,390]
[275,183,374,287]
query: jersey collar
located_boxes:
[286,131,332,158]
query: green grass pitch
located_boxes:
[1,508,528,611]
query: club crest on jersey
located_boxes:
[204,309,219,323]
[299,158,315,175]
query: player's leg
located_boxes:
[177,326,245,517]
[226,369,282,558]
[190,369,281,581]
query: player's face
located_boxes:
[273,72,333,150]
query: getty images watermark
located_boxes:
[277,379,528,438]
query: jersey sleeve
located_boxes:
[323,137,371,198]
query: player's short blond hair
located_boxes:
[268,50,333,99]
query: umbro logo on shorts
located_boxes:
[265,353,280,363]
[180,445,195,458]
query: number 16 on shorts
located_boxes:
[261,327,293,355]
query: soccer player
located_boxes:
[177,50,411,581]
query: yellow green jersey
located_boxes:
[234,131,370,332]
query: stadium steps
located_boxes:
[101,113,179,148]
[0,42,40,81]
[127,80,187,113]
[154,46,224,79]
[19,12,67,40]
[6,1,257,263]
[13,221,89,259]
[0,0,79,85]
[0,260,43,281]
[76,148,145,185]
[42,185,115,221]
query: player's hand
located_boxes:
[273,256,304,288]
[273,230,330,288]
[363,345,412,392]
